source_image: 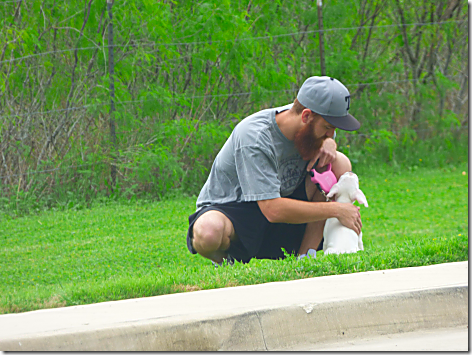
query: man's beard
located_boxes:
[294,118,326,161]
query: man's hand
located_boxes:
[336,202,362,235]
[307,138,337,171]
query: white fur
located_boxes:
[323,172,368,255]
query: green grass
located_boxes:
[1,164,468,314]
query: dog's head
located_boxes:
[326,172,368,207]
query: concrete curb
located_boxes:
[0,261,468,351]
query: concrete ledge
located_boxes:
[0,261,468,351]
[261,286,467,351]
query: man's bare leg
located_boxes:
[298,151,352,255]
[192,210,237,263]
[298,178,326,254]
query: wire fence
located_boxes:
[1,74,464,120]
[0,19,466,66]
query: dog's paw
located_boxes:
[324,248,360,255]
[323,248,336,255]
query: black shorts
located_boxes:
[186,181,311,263]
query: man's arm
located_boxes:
[257,198,362,235]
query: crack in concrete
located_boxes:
[255,311,268,351]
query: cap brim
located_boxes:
[321,113,360,131]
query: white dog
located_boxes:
[323,172,368,255]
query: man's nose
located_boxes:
[326,128,336,138]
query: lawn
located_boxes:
[1,164,468,314]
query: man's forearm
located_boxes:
[257,197,339,224]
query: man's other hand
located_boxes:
[307,138,337,171]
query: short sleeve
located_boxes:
[234,145,281,201]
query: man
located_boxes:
[186,76,362,264]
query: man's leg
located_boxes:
[298,151,352,254]
[192,210,237,263]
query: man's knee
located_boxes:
[332,151,352,180]
[192,211,233,252]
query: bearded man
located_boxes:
[186,76,363,265]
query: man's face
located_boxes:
[313,115,337,140]
[294,113,336,161]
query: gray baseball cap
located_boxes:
[297,76,360,131]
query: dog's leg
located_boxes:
[358,231,364,251]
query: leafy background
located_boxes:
[0,0,468,216]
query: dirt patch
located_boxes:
[0,303,22,314]
[42,294,67,309]
[0,295,67,314]
[172,284,203,293]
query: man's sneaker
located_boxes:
[297,248,317,260]
[211,254,235,268]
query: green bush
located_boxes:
[0,0,468,216]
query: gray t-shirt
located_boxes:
[196,103,309,211]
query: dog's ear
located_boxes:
[352,189,368,207]
[326,183,339,200]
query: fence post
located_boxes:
[317,0,326,76]
[107,0,117,190]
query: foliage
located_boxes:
[0,165,467,313]
[0,0,468,214]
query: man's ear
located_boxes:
[301,109,313,124]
